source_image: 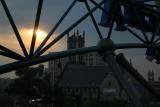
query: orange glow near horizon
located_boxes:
[20,28,48,46]
[0,28,64,54]
[19,28,63,51]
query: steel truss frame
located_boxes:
[0,0,160,105]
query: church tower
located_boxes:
[67,30,85,64]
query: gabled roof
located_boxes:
[58,64,112,88]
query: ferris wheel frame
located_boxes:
[0,0,159,72]
[0,0,160,105]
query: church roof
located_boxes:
[58,64,111,88]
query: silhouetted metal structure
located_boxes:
[0,0,160,106]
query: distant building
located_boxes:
[84,52,104,65]
[48,30,104,85]
[67,30,103,65]
[58,64,126,99]
[48,30,133,100]
[48,30,160,106]
[48,55,68,85]
[67,30,85,64]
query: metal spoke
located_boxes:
[0,46,99,73]
[151,19,160,42]
[29,0,43,57]
[106,1,118,39]
[0,51,23,60]
[1,42,160,73]
[124,26,147,44]
[90,0,147,43]
[34,1,104,57]
[154,37,160,43]
[0,0,28,57]
[116,53,160,100]
[0,0,159,103]
[132,7,149,42]
[35,0,77,54]
[84,1,103,39]
[102,52,143,107]
[0,45,24,60]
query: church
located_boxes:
[48,30,134,101]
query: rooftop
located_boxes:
[59,64,111,88]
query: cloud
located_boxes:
[0,27,65,55]
[0,34,21,52]
[0,0,160,79]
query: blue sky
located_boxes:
[0,0,160,80]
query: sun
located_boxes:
[20,28,59,50]
[28,29,47,41]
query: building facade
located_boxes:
[67,30,85,64]
[47,30,160,106]
[48,30,103,86]
[48,53,68,85]
[58,64,125,99]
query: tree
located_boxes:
[7,64,53,106]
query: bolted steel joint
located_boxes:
[97,39,115,56]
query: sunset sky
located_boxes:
[0,0,160,80]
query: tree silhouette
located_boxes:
[6,64,54,106]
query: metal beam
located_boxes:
[84,1,103,39]
[131,6,149,42]
[0,42,160,74]
[35,0,77,54]
[151,20,160,42]
[106,0,117,39]
[0,45,24,60]
[34,0,104,57]
[102,51,143,107]
[0,0,28,57]
[116,53,160,100]
[0,46,99,74]
[29,0,43,57]
[155,37,160,43]
[0,51,23,60]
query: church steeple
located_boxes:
[67,30,85,64]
